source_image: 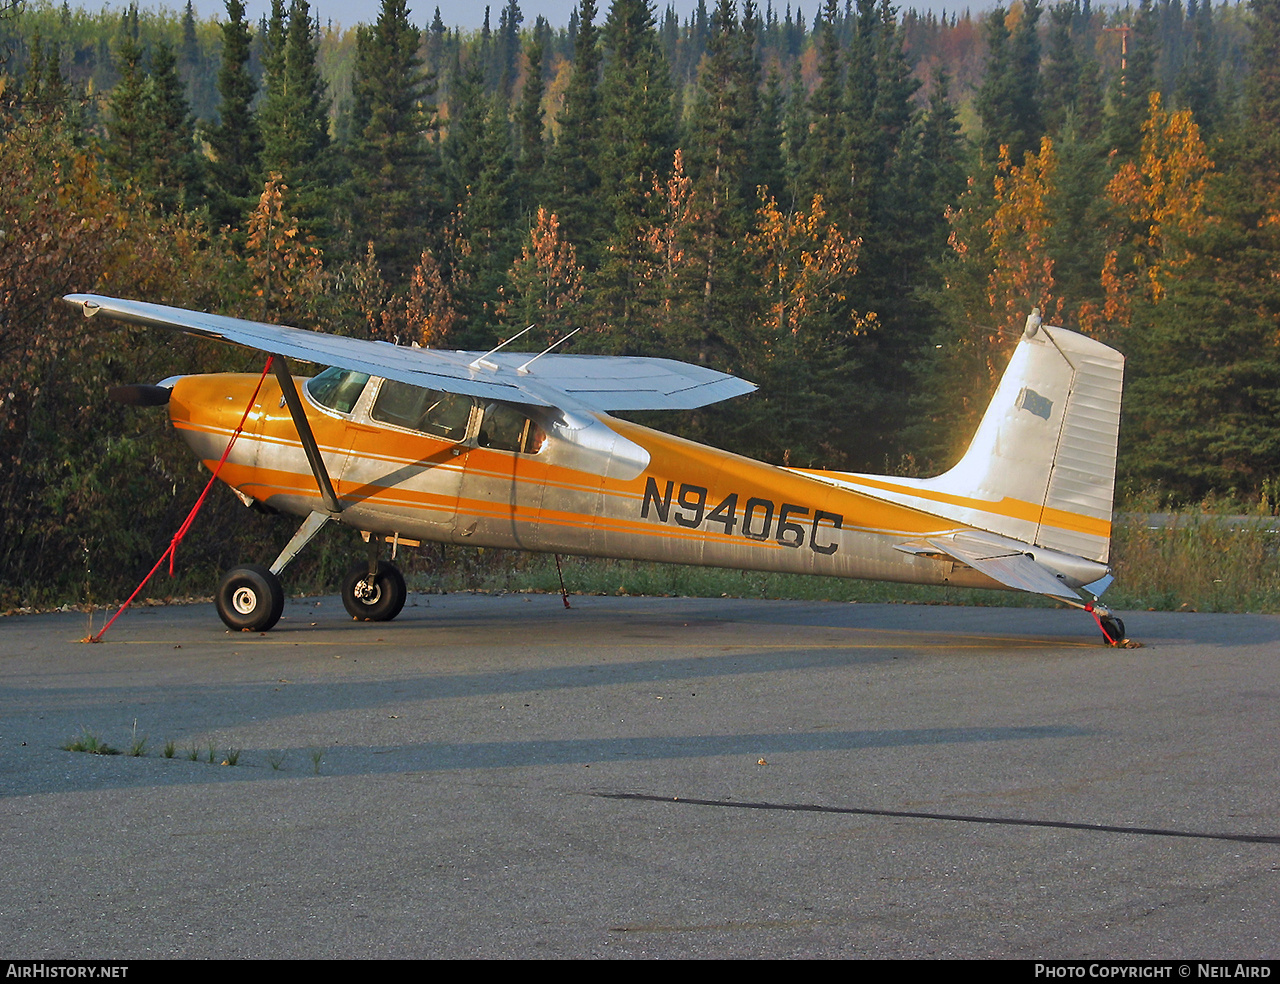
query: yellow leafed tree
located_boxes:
[1084,93,1213,331]
[748,192,869,341]
[245,173,326,322]
[985,138,1062,333]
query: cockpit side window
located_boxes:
[477,403,547,455]
[306,367,370,415]
[371,379,474,442]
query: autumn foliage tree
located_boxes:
[244,173,326,323]
[496,207,585,338]
[1091,93,1213,334]
[737,192,869,466]
[0,110,246,606]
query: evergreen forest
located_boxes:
[3,0,1279,606]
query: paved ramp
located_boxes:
[2,596,1278,958]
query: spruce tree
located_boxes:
[145,41,203,214]
[977,1,1044,163]
[347,0,439,284]
[257,0,332,239]
[442,51,490,209]
[1043,1,1082,134]
[1177,0,1220,137]
[206,0,262,234]
[752,64,787,202]
[841,0,878,228]
[105,32,148,179]
[799,0,846,209]
[594,0,677,334]
[496,0,523,104]
[598,0,676,240]
[548,0,605,266]
[1106,0,1160,160]
[681,0,758,370]
[515,29,549,214]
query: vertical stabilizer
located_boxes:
[917,316,1125,561]
[820,315,1125,564]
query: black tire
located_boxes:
[1099,615,1126,645]
[216,564,285,631]
[341,561,406,622]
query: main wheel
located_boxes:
[341,560,406,622]
[216,564,285,631]
[1099,615,1126,645]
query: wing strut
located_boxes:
[272,357,343,515]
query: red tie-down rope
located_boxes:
[86,356,275,642]
[1084,600,1121,646]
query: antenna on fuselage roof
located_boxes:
[517,327,582,375]
[469,325,535,371]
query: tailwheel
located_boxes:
[342,560,407,622]
[1099,615,1126,646]
[216,564,285,632]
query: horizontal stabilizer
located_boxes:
[64,294,756,414]
[897,532,1082,600]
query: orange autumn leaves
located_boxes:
[1095,93,1213,327]
[949,92,1214,373]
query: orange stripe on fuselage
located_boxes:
[795,470,1112,540]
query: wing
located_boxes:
[63,294,756,413]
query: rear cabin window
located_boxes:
[306,367,370,414]
[371,380,474,442]
[477,403,547,455]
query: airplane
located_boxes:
[64,293,1128,644]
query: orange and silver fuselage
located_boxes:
[168,371,1107,592]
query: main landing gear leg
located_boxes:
[341,535,406,622]
[215,510,331,632]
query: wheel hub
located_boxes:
[231,586,259,615]
[354,578,381,604]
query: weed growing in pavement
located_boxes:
[62,729,118,755]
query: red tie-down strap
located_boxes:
[88,356,275,642]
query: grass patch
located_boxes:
[403,513,1280,616]
[62,729,119,755]
[407,551,1058,609]
[1107,514,1280,613]
[127,720,147,757]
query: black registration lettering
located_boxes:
[742,497,774,540]
[675,484,708,528]
[776,503,809,548]
[641,477,674,522]
[811,510,843,555]
[639,478,840,556]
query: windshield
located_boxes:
[306,367,370,414]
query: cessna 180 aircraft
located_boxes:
[65,293,1127,643]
